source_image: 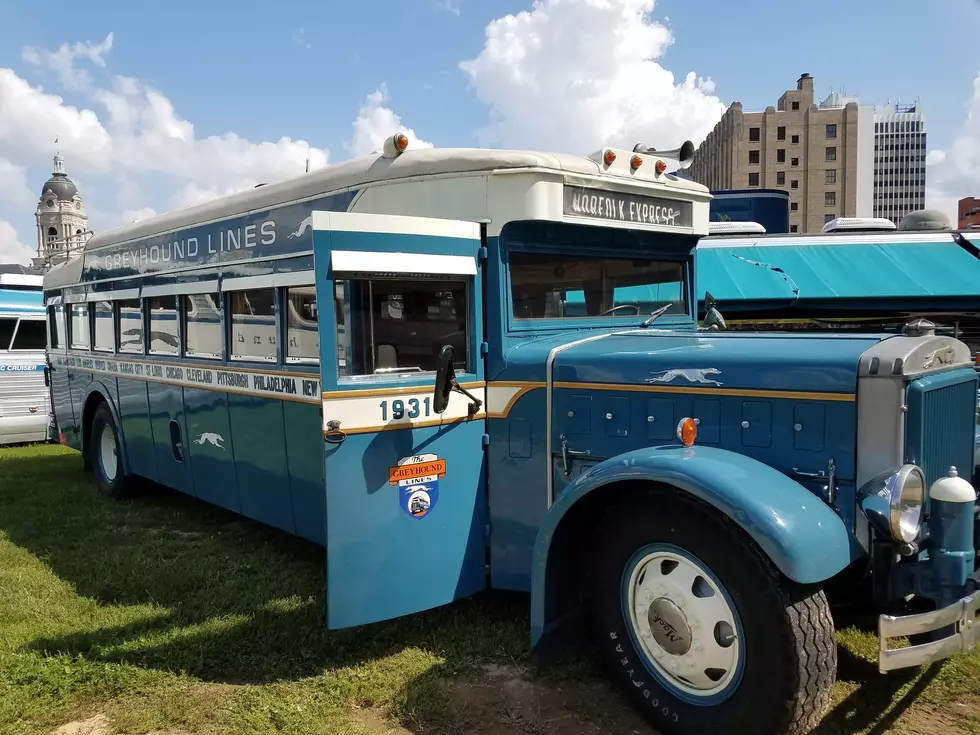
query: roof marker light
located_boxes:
[630,155,643,171]
[604,150,617,166]
[381,133,410,158]
[655,160,667,175]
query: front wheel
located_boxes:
[590,491,836,735]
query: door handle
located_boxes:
[560,434,591,478]
[324,419,346,444]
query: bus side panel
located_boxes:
[66,367,92,450]
[182,386,240,513]
[116,376,159,481]
[282,401,325,546]
[50,358,75,445]
[227,394,296,535]
[146,381,192,494]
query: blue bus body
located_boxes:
[42,142,979,735]
[710,189,791,234]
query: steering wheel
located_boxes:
[600,304,641,316]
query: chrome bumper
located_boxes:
[878,591,980,673]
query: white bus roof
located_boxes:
[79,145,710,256]
[0,273,43,288]
[707,221,767,236]
[821,217,897,234]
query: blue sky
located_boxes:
[0,0,978,263]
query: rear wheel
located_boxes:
[87,403,132,499]
[590,490,836,735]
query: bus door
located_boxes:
[313,211,488,629]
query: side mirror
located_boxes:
[703,291,727,331]
[433,345,456,414]
[432,344,483,418]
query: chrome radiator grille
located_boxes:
[904,369,978,489]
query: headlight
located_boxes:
[886,465,925,543]
[859,464,926,544]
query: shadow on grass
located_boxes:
[814,604,944,735]
[0,450,531,692]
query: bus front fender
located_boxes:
[529,445,852,648]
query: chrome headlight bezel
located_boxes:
[859,464,926,545]
[886,465,926,544]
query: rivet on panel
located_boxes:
[567,411,575,417]
[794,423,803,431]
[605,413,613,420]
[647,416,655,423]
[741,421,750,428]
[693,418,700,425]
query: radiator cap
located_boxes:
[928,466,978,503]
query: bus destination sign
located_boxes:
[563,185,693,228]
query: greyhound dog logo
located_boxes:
[195,432,225,449]
[646,368,723,387]
[288,215,313,240]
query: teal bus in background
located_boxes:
[0,272,51,444]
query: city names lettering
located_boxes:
[53,354,319,403]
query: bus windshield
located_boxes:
[510,251,687,320]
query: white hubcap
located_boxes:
[627,549,741,698]
[99,423,118,483]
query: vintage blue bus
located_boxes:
[43,136,979,735]
[0,272,51,444]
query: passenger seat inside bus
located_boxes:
[375,344,398,370]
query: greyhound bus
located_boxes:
[0,272,51,444]
[43,136,980,735]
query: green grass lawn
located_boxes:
[0,443,977,735]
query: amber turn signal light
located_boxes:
[394,133,409,152]
[676,417,698,447]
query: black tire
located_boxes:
[87,402,132,499]
[589,488,836,735]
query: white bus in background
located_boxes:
[0,272,52,445]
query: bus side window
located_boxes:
[48,306,64,349]
[336,277,469,378]
[11,319,46,350]
[285,286,318,364]
[147,296,179,355]
[184,293,222,359]
[0,318,15,350]
[117,299,143,354]
[228,288,276,362]
[69,304,90,350]
[93,300,115,352]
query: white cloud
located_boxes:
[22,32,114,90]
[436,0,462,15]
[347,85,434,158]
[0,159,35,210]
[0,35,343,237]
[0,220,34,265]
[926,72,980,222]
[459,0,725,154]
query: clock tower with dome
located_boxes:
[34,152,91,269]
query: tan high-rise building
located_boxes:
[690,73,862,233]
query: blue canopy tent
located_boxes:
[694,231,980,350]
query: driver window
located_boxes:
[335,278,469,378]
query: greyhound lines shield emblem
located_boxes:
[390,453,446,519]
